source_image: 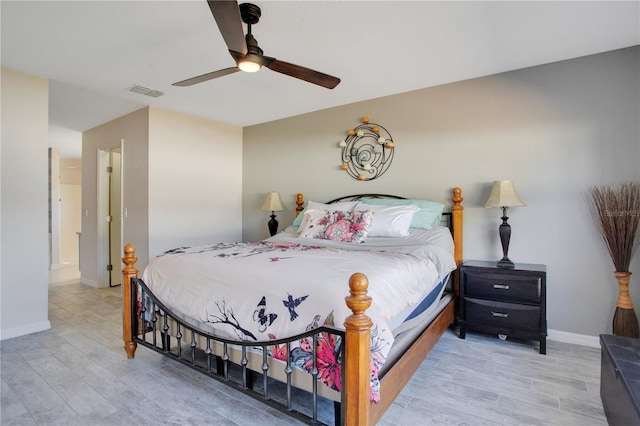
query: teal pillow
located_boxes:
[293,213,303,227]
[359,198,445,229]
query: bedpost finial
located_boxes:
[122,244,137,268]
[295,193,305,216]
[452,187,463,207]
[349,272,368,294]
[345,273,372,317]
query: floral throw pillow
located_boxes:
[298,209,373,243]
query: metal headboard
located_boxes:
[326,194,406,203]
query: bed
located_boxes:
[122,188,463,425]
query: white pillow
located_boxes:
[309,200,360,211]
[296,209,320,235]
[292,200,360,227]
[356,204,420,237]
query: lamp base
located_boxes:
[267,213,278,236]
[496,258,515,268]
[497,207,514,269]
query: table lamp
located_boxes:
[485,180,526,268]
[261,191,286,236]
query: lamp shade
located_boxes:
[484,180,526,208]
[261,191,286,212]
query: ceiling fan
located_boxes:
[173,1,341,89]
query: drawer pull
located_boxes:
[491,311,509,318]
[493,284,510,290]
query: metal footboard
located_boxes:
[130,278,345,425]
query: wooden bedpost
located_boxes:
[122,243,138,359]
[295,193,304,217]
[451,187,464,297]
[344,272,373,426]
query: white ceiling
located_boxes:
[2,1,639,158]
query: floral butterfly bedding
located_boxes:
[140,226,455,402]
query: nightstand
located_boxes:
[459,260,547,354]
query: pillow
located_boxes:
[295,209,320,235]
[359,198,445,229]
[298,209,373,243]
[355,204,419,237]
[292,200,360,227]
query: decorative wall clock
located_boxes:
[338,117,394,181]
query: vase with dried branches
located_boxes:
[588,181,640,338]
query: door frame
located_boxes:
[97,140,123,287]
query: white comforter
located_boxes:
[140,226,455,401]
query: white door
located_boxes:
[97,142,123,287]
[109,147,122,286]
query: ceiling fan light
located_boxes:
[238,59,261,73]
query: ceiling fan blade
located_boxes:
[207,0,247,55]
[229,49,244,63]
[172,67,240,87]
[266,59,341,89]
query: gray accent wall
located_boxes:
[242,46,640,340]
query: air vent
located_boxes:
[128,85,164,98]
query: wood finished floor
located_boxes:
[1,279,607,425]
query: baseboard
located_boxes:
[81,277,101,288]
[548,329,601,348]
[50,261,79,269]
[1,320,51,341]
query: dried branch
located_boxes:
[588,181,640,272]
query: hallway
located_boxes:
[48,263,81,287]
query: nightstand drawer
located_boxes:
[463,270,541,304]
[465,298,541,330]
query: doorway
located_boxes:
[97,143,122,287]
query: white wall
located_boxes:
[49,152,81,267]
[59,158,82,264]
[49,147,61,268]
[1,68,51,339]
[82,107,150,286]
[148,107,243,257]
[82,106,243,281]
[60,184,81,262]
[242,47,640,341]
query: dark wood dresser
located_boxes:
[600,334,640,425]
[459,260,547,354]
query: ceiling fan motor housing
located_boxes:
[245,33,263,56]
[240,3,261,25]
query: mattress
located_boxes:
[139,225,455,401]
[388,273,450,336]
[382,293,453,377]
